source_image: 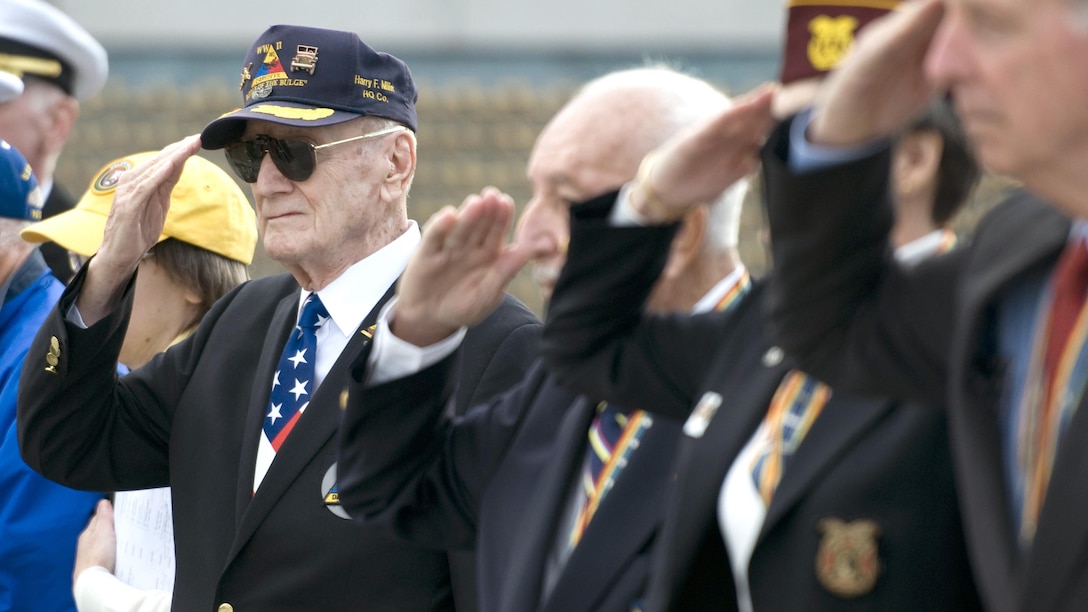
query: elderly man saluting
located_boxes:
[17,25,539,611]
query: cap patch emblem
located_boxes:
[92,161,133,195]
[246,42,308,101]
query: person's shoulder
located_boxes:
[227,273,298,301]
[484,294,541,330]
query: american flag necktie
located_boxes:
[263,293,330,452]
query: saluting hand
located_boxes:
[78,135,202,325]
[629,83,776,224]
[808,0,944,146]
[392,187,541,347]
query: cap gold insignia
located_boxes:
[45,336,61,374]
[815,518,882,598]
[290,45,318,75]
[807,15,859,71]
[0,53,62,79]
[339,388,349,411]
[239,62,252,92]
[683,391,722,439]
[249,104,335,121]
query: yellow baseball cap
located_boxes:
[21,152,258,265]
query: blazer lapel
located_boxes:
[760,393,887,534]
[953,196,1070,611]
[500,396,596,612]
[1021,385,1088,610]
[229,282,397,561]
[234,291,298,526]
[544,415,683,612]
[655,344,786,601]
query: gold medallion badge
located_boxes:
[815,518,881,597]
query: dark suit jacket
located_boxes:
[539,194,981,611]
[337,350,683,612]
[18,268,540,611]
[761,116,1088,611]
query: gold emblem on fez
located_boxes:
[815,518,882,598]
[45,336,61,374]
[807,15,859,71]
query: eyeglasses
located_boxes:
[224,125,407,183]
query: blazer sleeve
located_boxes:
[540,191,748,420]
[336,303,545,549]
[17,267,242,491]
[761,116,961,405]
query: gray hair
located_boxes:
[576,65,747,252]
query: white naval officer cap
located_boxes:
[0,0,108,101]
[0,70,23,103]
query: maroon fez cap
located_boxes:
[779,0,901,85]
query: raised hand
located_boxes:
[78,135,202,325]
[391,187,542,346]
[630,84,777,223]
[808,0,945,146]
[73,499,117,581]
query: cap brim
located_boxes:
[200,101,360,149]
[20,206,108,257]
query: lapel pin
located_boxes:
[683,391,722,439]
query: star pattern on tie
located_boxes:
[263,293,330,452]
[287,348,308,368]
[289,378,309,401]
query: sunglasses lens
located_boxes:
[270,139,316,182]
[224,140,263,183]
[224,137,318,183]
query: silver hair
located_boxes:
[576,65,748,252]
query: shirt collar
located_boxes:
[895,228,950,266]
[692,264,749,314]
[304,221,420,336]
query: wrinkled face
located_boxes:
[517,100,645,303]
[925,0,1088,184]
[240,119,395,272]
[0,81,51,178]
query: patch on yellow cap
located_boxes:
[92,160,134,195]
[249,104,335,120]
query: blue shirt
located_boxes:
[0,251,104,612]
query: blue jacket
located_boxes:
[0,251,102,612]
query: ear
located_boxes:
[380,130,417,202]
[661,205,707,280]
[45,96,80,152]
[892,128,942,199]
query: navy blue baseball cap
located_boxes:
[0,139,42,221]
[201,25,418,150]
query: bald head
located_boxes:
[518,66,747,303]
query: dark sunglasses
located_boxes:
[224,125,407,183]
